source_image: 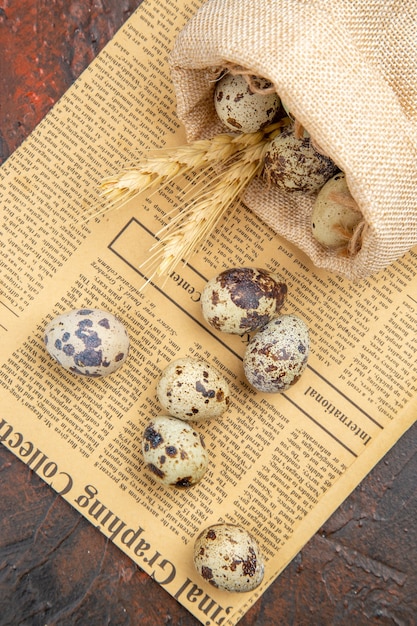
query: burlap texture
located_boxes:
[169,0,417,280]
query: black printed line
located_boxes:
[0,300,20,317]
[307,365,383,429]
[283,393,357,457]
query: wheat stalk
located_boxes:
[98,120,289,286]
[99,132,263,207]
[142,141,270,285]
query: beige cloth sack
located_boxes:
[169,0,417,280]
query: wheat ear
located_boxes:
[98,132,264,207]
[139,134,280,288]
[97,121,289,286]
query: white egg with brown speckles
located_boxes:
[311,172,364,250]
[141,416,209,488]
[193,523,265,592]
[263,128,338,193]
[44,308,129,377]
[201,267,287,335]
[214,73,280,134]
[156,357,230,422]
[243,314,309,392]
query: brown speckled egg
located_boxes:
[311,172,364,251]
[214,73,280,134]
[243,314,309,393]
[141,416,209,488]
[193,523,265,592]
[201,267,287,334]
[263,128,338,193]
[44,308,129,377]
[156,357,230,422]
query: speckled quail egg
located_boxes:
[214,73,281,134]
[156,357,230,422]
[44,308,129,377]
[263,128,338,193]
[193,523,265,592]
[243,314,309,393]
[201,267,287,335]
[141,416,209,488]
[311,172,364,252]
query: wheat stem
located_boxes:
[140,141,270,287]
[98,121,287,207]
[96,120,290,287]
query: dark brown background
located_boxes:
[1,2,416,625]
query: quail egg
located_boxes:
[263,128,338,193]
[44,308,130,377]
[201,267,287,334]
[141,416,209,488]
[156,357,230,422]
[311,172,364,252]
[243,314,309,393]
[193,523,265,592]
[214,73,280,134]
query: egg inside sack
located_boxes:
[201,267,287,334]
[141,416,209,488]
[193,523,265,592]
[263,128,338,193]
[44,308,130,377]
[243,314,310,393]
[214,73,281,134]
[156,357,230,422]
[311,172,364,252]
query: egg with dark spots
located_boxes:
[201,267,287,334]
[243,314,309,393]
[156,357,230,422]
[214,73,280,134]
[141,416,209,488]
[193,523,265,592]
[44,308,129,377]
[311,171,364,251]
[263,128,338,194]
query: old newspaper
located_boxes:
[1,0,416,624]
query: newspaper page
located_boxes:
[1,0,416,624]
